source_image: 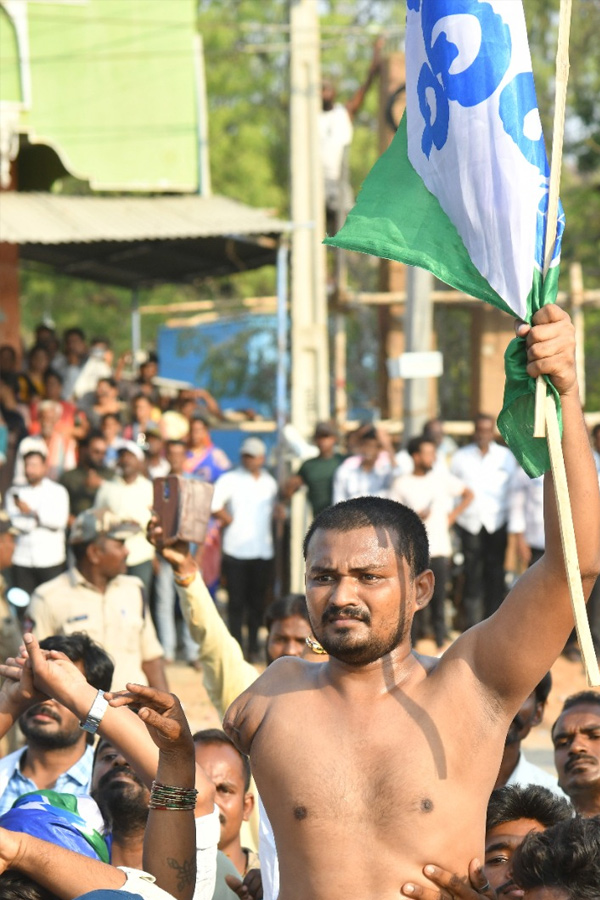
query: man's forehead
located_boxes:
[307,525,398,562]
[555,704,600,733]
[486,818,544,848]
[271,615,311,635]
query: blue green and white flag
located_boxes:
[326,0,565,477]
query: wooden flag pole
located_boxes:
[545,396,600,685]
[533,0,572,439]
[533,0,599,685]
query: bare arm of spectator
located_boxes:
[107,683,214,900]
[507,466,532,567]
[282,473,304,500]
[345,35,384,120]
[211,472,233,527]
[142,656,169,692]
[147,516,257,715]
[447,485,474,528]
[0,827,130,897]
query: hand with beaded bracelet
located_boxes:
[106,683,215,900]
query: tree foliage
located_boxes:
[20,0,600,415]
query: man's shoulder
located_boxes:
[60,467,85,487]
[42,477,69,497]
[32,569,73,599]
[0,747,25,775]
[508,752,566,796]
[240,655,317,699]
[109,573,145,591]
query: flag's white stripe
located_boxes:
[406,0,556,318]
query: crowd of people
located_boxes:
[0,306,599,899]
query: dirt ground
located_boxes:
[168,634,591,776]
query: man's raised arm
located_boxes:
[451,305,600,705]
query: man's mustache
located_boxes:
[25,704,61,723]
[565,753,598,772]
[321,605,370,625]
[98,764,144,791]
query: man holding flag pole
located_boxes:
[223,3,600,898]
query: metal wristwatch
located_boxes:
[79,689,108,734]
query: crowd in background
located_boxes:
[0,321,600,899]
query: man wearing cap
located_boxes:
[212,438,279,661]
[27,508,167,691]
[5,440,69,594]
[94,440,155,596]
[284,421,345,516]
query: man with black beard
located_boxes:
[494,672,566,797]
[0,633,113,816]
[91,737,150,869]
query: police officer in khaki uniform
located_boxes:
[27,508,168,693]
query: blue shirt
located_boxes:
[0,744,94,816]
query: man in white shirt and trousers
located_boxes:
[451,414,517,628]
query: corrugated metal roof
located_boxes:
[0,193,289,245]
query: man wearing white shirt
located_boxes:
[509,467,545,568]
[391,436,473,647]
[450,414,517,627]
[333,427,394,504]
[6,440,69,594]
[212,437,278,661]
[94,440,155,597]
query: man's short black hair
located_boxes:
[265,594,309,632]
[303,496,430,578]
[39,633,114,693]
[192,728,251,792]
[551,690,600,738]
[64,327,85,340]
[486,784,573,834]
[101,412,121,425]
[0,871,57,900]
[407,436,435,457]
[534,671,552,706]
[43,368,63,385]
[511,815,600,900]
[165,439,186,451]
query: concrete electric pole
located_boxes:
[288,0,330,588]
[289,0,330,434]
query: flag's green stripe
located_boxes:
[325,115,515,318]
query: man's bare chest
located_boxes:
[251,687,497,831]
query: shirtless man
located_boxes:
[224,306,600,900]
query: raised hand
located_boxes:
[515,304,577,397]
[147,514,196,577]
[225,868,263,899]
[21,632,87,708]
[105,683,194,756]
[0,644,45,713]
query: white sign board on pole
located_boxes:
[387,350,443,380]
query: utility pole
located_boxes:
[289,0,329,434]
[289,0,329,589]
[402,265,434,439]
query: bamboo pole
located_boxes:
[545,396,600,685]
[533,0,599,685]
[533,0,572,438]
